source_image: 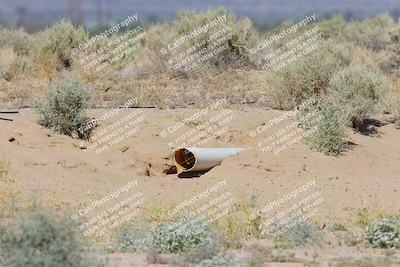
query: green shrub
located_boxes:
[0,28,36,56]
[380,23,400,73]
[174,8,258,67]
[268,42,352,109]
[0,47,17,79]
[327,65,390,130]
[117,222,217,253]
[36,76,91,139]
[0,210,94,267]
[341,14,395,51]
[116,228,152,252]
[139,8,258,75]
[317,14,346,39]
[151,223,216,253]
[275,221,325,247]
[306,104,346,156]
[0,47,33,80]
[365,217,400,248]
[382,91,400,126]
[195,253,234,267]
[181,243,221,265]
[38,21,87,66]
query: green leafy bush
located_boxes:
[116,228,151,252]
[268,42,352,109]
[36,76,91,139]
[38,21,87,66]
[117,222,217,253]
[365,217,400,248]
[151,224,216,253]
[327,65,390,130]
[0,210,94,267]
[306,104,346,156]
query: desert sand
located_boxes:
[1,107,399,228]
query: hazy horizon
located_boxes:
[0,0,399,31]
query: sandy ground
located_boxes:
[101,244,400,267]
[0,107,399,227]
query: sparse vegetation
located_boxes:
[355,208,371,228]
[274,221,325,248]
[0,158,11,181]
[215,200,263,244]
[334,257,394,267]
[172,242,235,267]
[0,185,16,220]
[0,159,20,218]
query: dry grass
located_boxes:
[0,158,15,218]
[0,158,11,182]
[0,47,17,78]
